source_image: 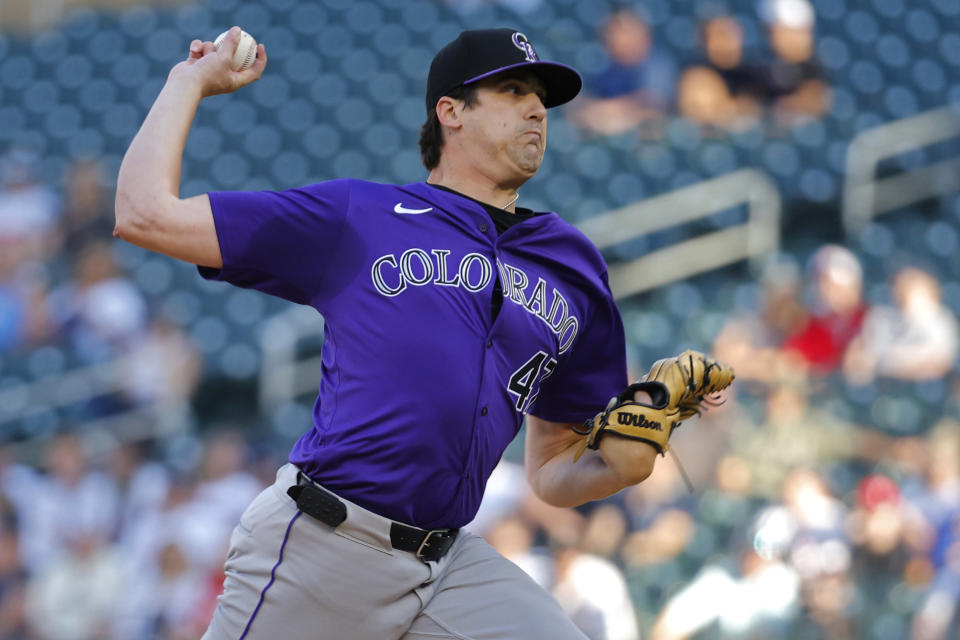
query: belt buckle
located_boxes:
[416,529,447,559]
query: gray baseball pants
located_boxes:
[202,463,588,639]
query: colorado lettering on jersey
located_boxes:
[495,261,579,354]
[370,248,580,353]
[371,248,491,296]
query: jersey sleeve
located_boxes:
[197,179,351,306]
[528,271,628,424]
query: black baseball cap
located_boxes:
[426,28,582,113]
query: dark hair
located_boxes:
[418,84,479,171]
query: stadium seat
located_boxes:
[905,9,940,45]
[845,10,880,46]
[332,149,371,179]
[288,4,327,37]
[118,5,158,38]
[190,315,231,355]
[61,8,101,44]
[361,123,401,158]
[624,309,674,349]
[390,149,427,184]
[208,151,250,188]
[158,290,202,327]
[219,341,261,379]
[225,290,266,326]
[344,2,383,35]
[883,85,919,119]
[135,257,174,296]
[271,150,309,186]
[912,58,947,96]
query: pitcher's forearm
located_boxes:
[528,447,629,507]
[116,75,203,227]
[525,414,659,508]
[113,29,262,266]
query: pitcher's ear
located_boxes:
[435,96,464,131]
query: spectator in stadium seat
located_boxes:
[677,14,764,132]
[782,245,868,375]
[0,148,60,270]
[847,473,912,622]
[713,256,808,386]
[0,151,57,352]
[0,240,26,353]
[121,317,202,416]
[553,545,639,640]
[46,241,148,365]
[777,470,857,639]
[649,545,800,640]
[106,442,172,549]
[24,520,125,640]
[17,433,119,575]
[648,476,811,640]
[904,423,960,640]
[118,538,215,640]
[485,515,555,590]
[726,377,887,500]
[0,251,51,353]
[755,0,831,126]
[620,506,695,567]
[0,498,28,638]
[165,431,262,574]
[58,157,115,258]
[568,9,677,136]
[843,267,959,384]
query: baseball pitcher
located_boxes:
[115,27,732,639]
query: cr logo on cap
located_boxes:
[511,32,539,62]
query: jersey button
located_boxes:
[478,223,488,233]
[480,406,488,416]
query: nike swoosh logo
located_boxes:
[394,203,433,214]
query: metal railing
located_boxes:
[843,105,960,235]
[258,305,325,415]
[0,355,190,461]
[577,168,781,299]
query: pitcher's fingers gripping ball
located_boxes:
[176,27,266,99]
[573,350,735,460]
[214,28,258,71]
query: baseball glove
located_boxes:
[572,350,734,461]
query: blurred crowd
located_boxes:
[463,241,960,639]
[4,155,960,639]
[568,0,831,137]
[0,430,278,639]
[0,148,201,428]
[1,0,959,638]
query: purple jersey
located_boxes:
[201,180,627,528]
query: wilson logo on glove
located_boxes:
[572,349,734,463]
[617,413,662,430]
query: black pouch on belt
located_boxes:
[287,476,347,527]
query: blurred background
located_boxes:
[0,0,959,637]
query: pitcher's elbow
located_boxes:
[114,191,132,235]
[603,442,658,488]
[620,462,654,486]
[112,210,135,243]
[113,191,152,244]
[531,484,579,509]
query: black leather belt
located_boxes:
[287,472,459,562]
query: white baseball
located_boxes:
[213,29,258,71]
